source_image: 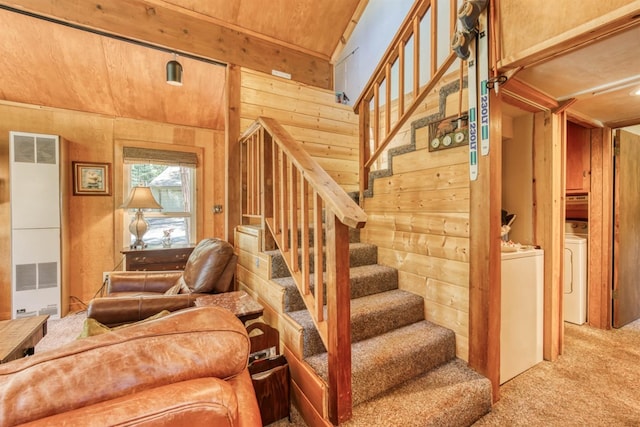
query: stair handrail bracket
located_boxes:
[240,116,366,424]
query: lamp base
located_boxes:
[130,239,148,249]
[129,210,149,249]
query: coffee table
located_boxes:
[0,315,49,364]
[195,291,264,324]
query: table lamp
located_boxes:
[121,186,163,248]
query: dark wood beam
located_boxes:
[1,0,333,89]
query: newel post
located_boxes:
[325,213,352,424]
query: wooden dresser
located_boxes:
[121,245,195,271]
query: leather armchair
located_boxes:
[87,238,238,327]
[0,307,262,427]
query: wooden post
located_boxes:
[358,101,370,203]
[225,64,241,245]
[588,127,613,329]
[325,214,352,425]
[468,91,502,401]
[533,110,564,361]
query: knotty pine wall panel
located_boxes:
[361,72,472,359]
[240,68,360,193]
[0,102,221,319]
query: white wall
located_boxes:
[334,0,458,106]
[334,0,413,104]
[502,114,535,245]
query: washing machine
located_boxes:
[564,221,588,324]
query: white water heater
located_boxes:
[10,131,61,319]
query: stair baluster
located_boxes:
[240,116,367,424]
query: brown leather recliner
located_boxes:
[87,238,238,327]
[0,307,262,427]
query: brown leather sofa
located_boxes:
[87,238,238,326]
[0,307,262,427]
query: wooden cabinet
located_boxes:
[121,245,195,271]
[566,122,591,193]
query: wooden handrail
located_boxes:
[240,117,367,229]
[240,116,366,424]
[355,0,459,196]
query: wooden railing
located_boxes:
[354,0,459,197]
[240,116,367,424]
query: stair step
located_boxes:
[268,242,377,279]
[287,289,425,357]
[343,359,492,426]
[305,320,456,406]
[271,264,398,313]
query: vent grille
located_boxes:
[15,264,37,291]
[36,137,57,164]
[13,135,35,163]
[38,262,58,288]
[15,262,59,291]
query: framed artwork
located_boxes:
[73,161,111,196]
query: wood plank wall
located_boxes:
[239,68,360,193]
[0,102,224,319]
[360,71,472,360]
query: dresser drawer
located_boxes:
[122,246,195,271]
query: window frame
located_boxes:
[113,140,204,255]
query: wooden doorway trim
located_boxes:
[501,81,566,362]
[587,127,613,330]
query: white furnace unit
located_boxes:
[10,131,61,319]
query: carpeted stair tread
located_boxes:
[267,242,378,279]
[305,320,456,405]
[272,264,398,313]
[342,358,492,427]
[350,290,425,342]
[287,289,425,357]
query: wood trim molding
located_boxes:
[2,0,333,89]
[498,2,640,71]
[502,78,559,111]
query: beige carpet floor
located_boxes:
[271,319,640,426]
[474,319,640,426]
[36,313,640,426]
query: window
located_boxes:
[123,147,197,246]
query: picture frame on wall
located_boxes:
[73,161,111,196]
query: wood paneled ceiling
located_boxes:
[0,0,365,130]
[513,24,640,128]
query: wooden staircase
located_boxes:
[243,226,491,426]
[236,116,491,425]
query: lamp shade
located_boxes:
[166,59,183,86]
[120,187,162,210]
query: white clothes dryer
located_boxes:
[564,221,588,325]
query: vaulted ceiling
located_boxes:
[0,0,365,130]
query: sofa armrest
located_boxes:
[19,377,259,427]
[107,271,183,294]
[0,307,253,427]
[87,294,197,327]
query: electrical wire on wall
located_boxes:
[335,47,359,104]
[69,255,126,311]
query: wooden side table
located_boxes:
[121,244,195,271]
[0,315,49,364]
[194,291,264,324]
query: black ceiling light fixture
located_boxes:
[166,53,183,86]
